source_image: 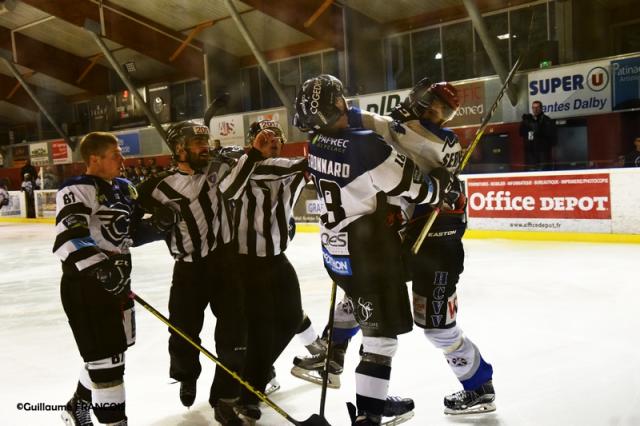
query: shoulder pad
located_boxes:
[58,175,97,191]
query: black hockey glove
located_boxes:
[288,217,296,241]
[151,205,181,232]
[442,190,467,213]
[427,167,452,206]
[390,102,420,123]
[92,255,131,297]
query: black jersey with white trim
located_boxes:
[53,175,141,272]
[307,125,437,232]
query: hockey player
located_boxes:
[136,121,263,425]
[220,120,308,423]
[293,78,496,416]
[55,132,161,426]
[294,74,451,426]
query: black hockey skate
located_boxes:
[382,396,415,424]
[346,398,415,426]
[235,403,261,425]
[444,379,496,415]
[179,380,197,407]
[213,398,244,426]
[291,340,346,389]
[265,366,280,395]
[61,393,93,426]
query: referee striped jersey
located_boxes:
[137,153,260,262]
[221,154,308,257]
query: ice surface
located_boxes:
[1,222,639,425]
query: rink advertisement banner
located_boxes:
[210,114,245,146]
[116,133,140,157]
[29,142,49,166]
[356,81,489,127]
[611,56,640,111]
[466,173,612,232]
[51,140,72,164]
[527,61,612,118]
[357,90,410,115]
[11,145,28,167]
[448,81,486,127]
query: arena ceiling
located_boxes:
[0,0,552,127]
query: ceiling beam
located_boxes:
[0,26,110,94]
[0,74,38,111]
[20,0,205,79]
[241,0,343,51]
[385,0,536,34]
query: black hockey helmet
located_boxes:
[166,121,210,157]
[293,74,345,131]
[246,119,286,145]
[408,80,460,123]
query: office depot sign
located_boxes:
[466,174,611,220]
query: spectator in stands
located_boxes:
[21,172,39,218]
[212,139,223,155]
[0,179,9,209]
[20,159,38,180]
[520,100,557,171]
[623,136,640,167]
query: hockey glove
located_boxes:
[92,256,131,297]
[442,190,467,213]
[151,205,181,232]
[427,167,452,205]
[288,217,296,241]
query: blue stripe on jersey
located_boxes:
[70,236,98,250]
[322,247,352,276]
[307,128,391,187]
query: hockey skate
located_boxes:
[265,366,280,395]
[346,397,415,426]
[213,398,243,426]
[291,339,345,388]
[61,393,93,426]
[381,396,415,425]
[444,379,496,415]
[235,403,261,425]
[179,380,197,407]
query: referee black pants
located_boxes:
[168,244,246,405]
[238,253,303,405]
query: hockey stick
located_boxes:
[319,281,338,418]
[132,292,331,426]
[204,92,231,127]
[411,55,523,255]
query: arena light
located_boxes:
[497,33,510,40]
[124,61,136,73]
[434,52,443,60]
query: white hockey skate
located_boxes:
[443,380,496,415]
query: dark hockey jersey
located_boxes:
[307,125,437,232]
[53,175,144,272]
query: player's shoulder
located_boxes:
[58,175,97,191]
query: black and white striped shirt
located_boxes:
[137,153,260,262]
[221,154,307,257]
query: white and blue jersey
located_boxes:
[53,175,143,272]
